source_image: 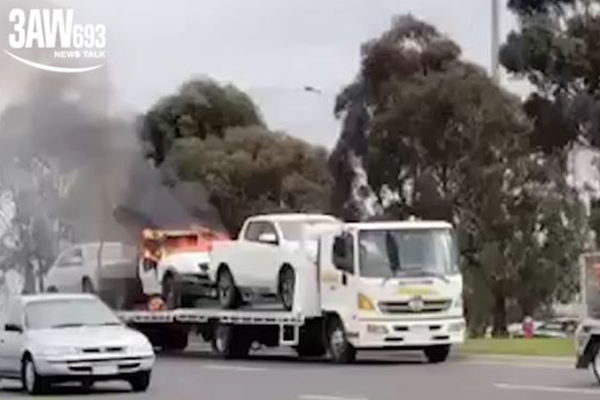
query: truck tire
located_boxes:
[327,317,356,363]
[591,342,600,384]
[278,266,295,311]
[296,320,326,358]
[211,324,251,359]
[162,274,180,310]
[217,268,241,309]
[424,345,451,363]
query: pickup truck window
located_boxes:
[57,248,83,268]
[245,221,279,243]
[244,222,262,241]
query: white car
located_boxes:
[210,213,340,310]
[45,242,138,309]
[0,293,155,395]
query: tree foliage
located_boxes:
[140,79,332,234]
[333,14,587,335]
[139,79,264,165]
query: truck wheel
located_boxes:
[278,266,295,311]
[327,317,356,363]
[424,345,451,363]
[162,274,180,310]
[211,324,250,359]
[217,268,241,309]
[591,342,600,384]
[82,278,95,294]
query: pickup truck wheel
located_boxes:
[424,345,451,363]
[327,318,356,363]
[217,268,240,309]
[279,267,295,311]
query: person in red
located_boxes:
[522,316,534,339]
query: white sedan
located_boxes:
[0,293,155,395]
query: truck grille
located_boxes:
[379,299,451,314]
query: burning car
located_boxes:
[138,227,230,308]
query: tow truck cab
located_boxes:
[318,221,465,360]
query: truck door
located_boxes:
[320,232,358,323]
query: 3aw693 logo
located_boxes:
[5,8,106,73]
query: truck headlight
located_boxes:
[448,321,466,332]
[38,346,78,357]
[358,293,376,311]
[454,296,463,309]
[367,324,389,334]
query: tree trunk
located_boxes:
[492,288,508,337]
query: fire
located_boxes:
[141,227,230,259]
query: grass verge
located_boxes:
[461,338,575,358]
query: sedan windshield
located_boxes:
[25,299,122,330]
[358,229,458,278]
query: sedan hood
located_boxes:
[28,325,148,348]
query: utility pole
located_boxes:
[491,0,501,84]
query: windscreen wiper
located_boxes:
[52,323,84,328]
[93,322,122,326]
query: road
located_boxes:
[0,345,598,400]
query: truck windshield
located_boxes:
[358,229,458,278]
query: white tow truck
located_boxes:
[116,216,465,363]
[576,252,600,382]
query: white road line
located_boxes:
[464,360,571,370]
[299,395,369,400]
[202,364,268,372]
[495,383,600,395]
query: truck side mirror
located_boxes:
[5,323,22,333]
[457,229,471,253]
[333,236,354,274]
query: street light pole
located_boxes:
[492,0,501,84]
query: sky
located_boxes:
[9,0,520,149]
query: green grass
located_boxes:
[461,338,575,358]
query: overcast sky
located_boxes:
[35,0,521,149]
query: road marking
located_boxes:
[202,364,268,372]
[464,360,571,370]
[495,383,600,395]
[299,395,369,400]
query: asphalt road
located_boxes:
[1,345,599,400]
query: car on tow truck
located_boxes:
[0,293,155,395]
[209,213,340,310]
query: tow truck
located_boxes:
[113,216,465,362]
[576,252,600,382]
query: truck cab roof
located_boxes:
[346,220,453,231]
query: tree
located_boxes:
[139,79,264,165]
[165,126,332,234]
[501,0,600,155]
[332,14,587,335]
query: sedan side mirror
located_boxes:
[5,323,23,333]
[258,232,278,245]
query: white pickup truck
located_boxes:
[209,213,339,310]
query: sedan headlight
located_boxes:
[128,342,154,355]
[38,346,78,357]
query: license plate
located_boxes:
[94,365,118,375]
[411,325,429,333]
